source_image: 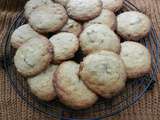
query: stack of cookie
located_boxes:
[11,0,152,110]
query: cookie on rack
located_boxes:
[49,32,79,63]
[79,51,127,98]
[11,24,40,48]
[14,36,53,77]
[61,18,82,36]
[54,61,98,109]
[66,0,102,21]
[24,0,54,18]
[28,3,68,33]
[28,64,58,101]
[84,9,116,30]
[80,24,120,55]
[120,41,151,79]
[101,0,124,12]
[117,11,151,41]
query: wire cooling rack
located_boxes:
[2,0,160,119]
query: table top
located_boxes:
[0,0,160,120]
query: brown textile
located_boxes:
[0,0,160,120]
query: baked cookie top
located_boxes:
[28,64,58,101]
[28,3,68,33]
[80,24,120,54]
[120,41,151,79]
[117,11,151,41]
[84,9,116,30]
[61,18,82,36]
[66,0,102,21]
[79,51,127,98]
[14,36,53,77]
[101,0,124,12]
[54,61,98,109]
[49,32,79,63]
[11,24,40,48]
[24,0,54,18]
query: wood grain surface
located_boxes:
[0,0,160,120]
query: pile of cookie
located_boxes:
[11,0,152,110]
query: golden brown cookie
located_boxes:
[66,0,102,21]
[117,11,151,41]
[54,61,98,109]
[49,32,79,63]
[120,41,151,79]
[14,36,53,77]
[28,64,58,101]
[11,24,40,48]
[79,51,127,98]
[84,9,116,30]
[80,24,121,55]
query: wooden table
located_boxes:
[0,0,160,120]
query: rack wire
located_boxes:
[2,0,160,119]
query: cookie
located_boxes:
[79,51,127,98]
[101,0,123,12]
[27,64,58,101]
[61,18,82,36]
[117,11,151,41]
[14,36,53,77]
[54,61,98,109]
[11,24,40,48]
[55,0,70,6]
[120,41,151,79]
[24,0,54,18]
[84,9,116,30]
[80,24,120,55]
[66,0,102,21]
[49,32,79,63]
[28,3,68,33]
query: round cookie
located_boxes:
[14,36,53,77]
[84,9,116,30]
[11,24,40,48]
[54,61,98,109]
[28,64,58,101]
[101,0,123,12]
[80,24,120,55]
[24,0,54,18]
[120,41,151,79]
[79,51,127,98]
[28,3,68,33]
[117,11,151,41]
[66,0,102,21]
[55,0,70,6]
[61,18,82,36]
[49,32,79,63]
